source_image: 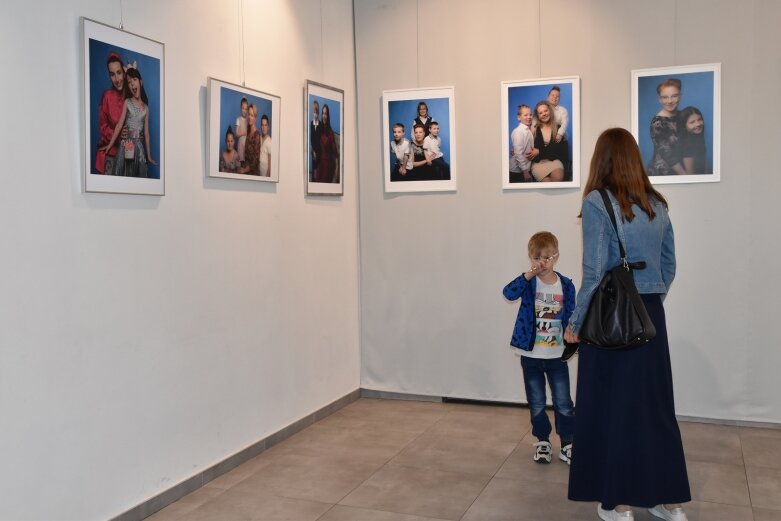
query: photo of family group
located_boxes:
[207,78,280,182]
[305,80,344,195]
[82,18,164,195]
[632,63,720,184]
[501,77,580,190]
[382,87,457,193]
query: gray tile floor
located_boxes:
[147,398,781,521]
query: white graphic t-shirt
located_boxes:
[525,275,565,359]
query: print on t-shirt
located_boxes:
[534,288,563,347]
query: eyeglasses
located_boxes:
[532,253,559,263]
[660,94,680,101]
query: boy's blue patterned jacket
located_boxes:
[503,271,577,351]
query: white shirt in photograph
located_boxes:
[510,123,533,173]
[259,136,272,177]
[391,138,412,169]
[423,134,443,159]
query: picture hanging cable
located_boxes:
[537,0,542,77]
[673,0,678,64]
[119,0,124,29]
[416,0,420,85]
[320,0,325,80]
[239,0,246,86]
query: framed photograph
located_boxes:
[305,80,344,195]
[207,78,280,182]
[501,77,580,189]
[632,63,720,184]
[382,87,456,193]
[82,18,164,195]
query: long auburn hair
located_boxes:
[582,128,668,221]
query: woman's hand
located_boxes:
[525,148,539,160]
[564,325,580,344]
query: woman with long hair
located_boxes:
[239,104,260,175]
[94,52,126,174]
[529,100,568,182]
[565,128,690,521]
[315,104,339,183]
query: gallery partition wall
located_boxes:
[355,0,781,425]
[1,0,360,519]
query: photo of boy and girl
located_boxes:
[506,83,574,184]
[90,40,161,180]
[218,89,273,177]
[387,100,452,182]
[308,97,341,184]
[637,72,714,177]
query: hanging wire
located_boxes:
[537,0,542,77]
[239,0,246,86]
[119,0,124,29]
[320,0,325,80]
[673,0,678,64]
[416,0,420,85]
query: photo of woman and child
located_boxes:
[634,65,719,182]
[216,87,274,178]
[504,81,577,187]
[90,41,161,180]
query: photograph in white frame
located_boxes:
[631,63,720,184]
[501,77,580,190]
[207,78,281,182]
[305,80,344,195]
[82,17,165,195]
[382,87,456,193]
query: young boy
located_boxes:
[390,123,411,181]
[509,104,534,183]
[423,121,451,180]
[503,231,576,464]
[547,86,568,143]
[235,97,249,165]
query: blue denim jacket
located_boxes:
[503,271,577,350]
[569,189,676,333]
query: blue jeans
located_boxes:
[520,355,575,443]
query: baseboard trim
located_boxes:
[111,388,361,521]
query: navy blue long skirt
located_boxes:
[568,294,691,508]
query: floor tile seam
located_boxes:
[323,417,447,434]
[492,437,525,480]
[293,422,436,442]
[329,431,430,511]
[405,429,527,448]
[313,503,340,521]
[380,461,499,481]
[324,503,453,521]
[455,470,500,521]
[218,486,336,513]
[740,429,756,509]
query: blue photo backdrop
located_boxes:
[387,97,451,172]
[637,70,714,174]
[218,86,273,153]
[88,38,161,179]
[506,82,574,165]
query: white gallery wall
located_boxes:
[356,0,781,424]
[0,0,360,519]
